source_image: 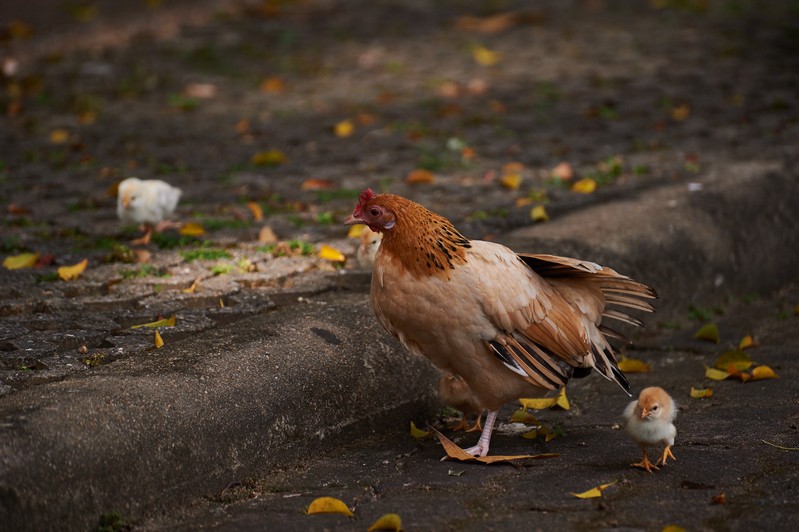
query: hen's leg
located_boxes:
[464,410,498,457]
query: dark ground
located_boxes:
[1,0,798,530]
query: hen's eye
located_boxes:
[369,207,380,216]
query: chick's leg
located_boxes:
[448,415,469,432]
[465,413,483,433]
[658,445,676,466]
[464,410,498,457]
[131,224,153,246]
[632,445,659,473]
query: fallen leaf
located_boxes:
[714,350,752,371]
[522,429,539,440]
[7,204,31,215]
[258,226,278,244]
[618,356,652,373]
[519,396,556,410]
[455,12,520,34]
[571,481,617,499]
[246,201,263,221]
[750,365,778,380]
[49,128,70,144]
[472,45,501,66]
[185,82,217,99]
[134,249,152,263]
[555,387,570,410]
[3,252,39,270]
[357,113,377,125]
[502,162,524,174]
[662,526,686,532]
[154,329,164,349]
[410,421,432,439]
[670,104,691,121]
[347,224,366,238]
[761,440,799,451]
[693,323,720,343]
[131,315,176,329]
[500,173,522,190]
[219,298,225,308]
[551,162,574,181]
[510,409,541,425]
[319,244,345,262]
[530,205,549,223]
[447,469,465,477]
[301,178,334,190]
[367,513,402,532]
[406,169,435,184]
[690,386,713,398]
[260,77,286,94]
[183,279,200,294]
[180,222,206,237]
[432,427,558,464]
[58,258,88,281]
[571,178,597,194]
[334,120,355,138]
[726,365,751,382]
[738,335,758,350]
[705,367,731,381]
[251,149,287,166]
[711,493,726,505]
[306,496,353,517]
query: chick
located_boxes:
[623,386,677,472]
[117,177,182,245]
[439,372,484,432]
[355,226,382,269]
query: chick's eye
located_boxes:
[652,405,658,410]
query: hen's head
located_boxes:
[344,188,397,233]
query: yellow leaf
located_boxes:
[219,298,225,308]
[3,252,39,270]
[246,201,263,221]
[49,128,70,144]
[368,513,402,532]
[738,335,757,350]
[510,409,541,424]
[670,104,691,121]
[258,226,278,244]
[556,387,570,410]
[714,350,752,371]
[179,222,206,236]
[251,149,287,166]
[406,169,435,184]
[347,224,366,238]
[519,397,556,410]
[410,421,432,439]
[131,315,176,329]
[259,77,285,94]
[58,258,88,281]
[432,427,557,464]
[571,481,617,499]
[183,279,200,294]
[663,526,686,532]
[319,244,345,262]
[522,429,539,439]
[690,386,714,398]
[499,173,522,190]
[334,120,355,138]
[306,496,353,517]
[473,45,501,66]
[154,329,164,349]
[705,367,731,381]
[571,178,597,194]
[618,356,652,373]
[750,365,778,380]
[693,323,720,343]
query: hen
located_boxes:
[345,189,656,457]
[623,386,676,472]
[117,177,182,245]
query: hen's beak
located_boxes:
[343,213,362,226]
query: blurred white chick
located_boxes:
[355,226,382,269]
[117,177,182,245]
[623,386,677,473]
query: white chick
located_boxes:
[117,177,182,245]
[355,226,382,269]
[624,386,677,472]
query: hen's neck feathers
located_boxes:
[374,195,471,278]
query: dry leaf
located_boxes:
[555,387,570,410]
[58,258,88,281]
[551,162,574,181]
[347,224,366,238]
[571,481,617,499]
[502,162,524,174]
[705,367,731,381]
[258,226,278,244]
[711,493,726,505]
[726,365,751,382]
[693,323,720,343]
[219,298,225,308]
[183,279,200,294]
[519,397,556,410]
[319,244,345,262]
[334,120,355,138]
[131,315,176,329]
[301,178,334,190]
[260,77,285,94]
[738,335,758,350]
[472,45,501,66]
[762,440,799,451]
[3,252,39,270]
[306,496,353,517]
[180,222,206,236]
[432,427,558,464]
[670,104,691,121]
[618,356,652,373]
[690,386,713,398]
[499,173,522,190]
[410,421,432,439]
[571,178,597,194]
[455,12,520,34]
[530,205,549,222]
[662,526,686,532]
[134,249,152,263]
[154,329,164,349]
[750,365,778,380]
[406,169,435,184]
[246,201,263,221]
[714,350,752,371]
[251,149,287,166]
[510,409,541,424]
[49,128,70,144]
[368,513,402,532]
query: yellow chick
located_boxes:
[355,226,382,269]
[623,386,677,472]
[117,177,182,245]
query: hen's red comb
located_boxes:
[358,188,377,206]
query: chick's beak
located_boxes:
[640,408,649,420]
[121,194,132,208]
